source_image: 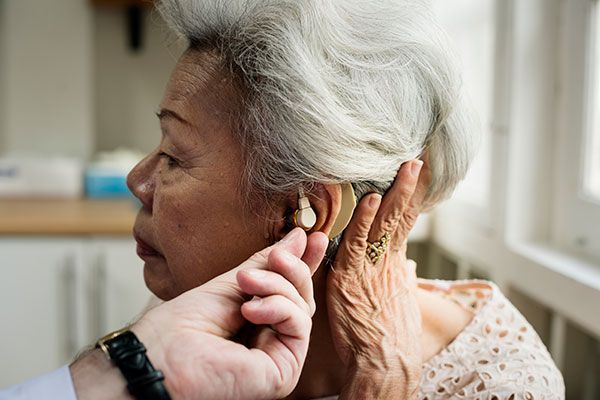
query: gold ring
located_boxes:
[366,232,391,264]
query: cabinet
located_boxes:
[0,239,85,388]
[0,237,150,388]
[88,239,150,336]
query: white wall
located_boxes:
[0,0,94,158]
[0,1,7,154]
[93,9,185,154]
[0,4,185,158]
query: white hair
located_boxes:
[158,0,477,232]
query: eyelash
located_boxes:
[158,151,179,167]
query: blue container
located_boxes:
[85,169,132,199]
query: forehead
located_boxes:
[161,49,239,121]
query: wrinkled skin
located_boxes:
[125,47,469,399]
[327,160,429,399]
[127,49,279,301]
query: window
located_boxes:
[554,0,600,263]
[583,3,600,202]
[433,0,496,208]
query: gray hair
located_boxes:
[158,0,477,245]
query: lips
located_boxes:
[134,231,163,259]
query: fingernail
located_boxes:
[410,160,424,177]
[369,194,382,209]
[246,269,267,279]
[248,296,263,306]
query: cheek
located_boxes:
[152,172,270,293]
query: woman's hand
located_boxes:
[327,159,428,399]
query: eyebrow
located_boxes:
[155,108,191,126]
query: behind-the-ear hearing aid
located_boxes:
[328,183,356,239]
[293,187,317,230]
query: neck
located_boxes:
[286,268,345,400]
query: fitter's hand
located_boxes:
[71,228,328,400]
[327,159,429,400]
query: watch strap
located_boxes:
[96,330,171,400]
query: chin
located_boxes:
[143,262,178,301]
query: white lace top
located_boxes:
[315,279,565,400]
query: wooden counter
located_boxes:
[0,199,430,238]
[0,199,138,235]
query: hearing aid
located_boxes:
[293,187,317,230]
[293,183,357,239]
[327,183,356,239]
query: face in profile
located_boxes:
[127,50,276,300]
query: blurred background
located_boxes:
[0,0,599,398]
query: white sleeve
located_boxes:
[0,365,77,400]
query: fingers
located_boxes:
[241,295,311,339]
[238,239,321,315]
[242,295,312,398]
[237,227,309,275]
[237,266,312,315]
[300,232,329,275]
[275,227,308,259]
[334,194,381,271]
[276,229,327,277]
[270,246,318,314]
[404,158,430,223]
[367,159,423,243]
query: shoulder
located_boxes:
[417,279,565,399]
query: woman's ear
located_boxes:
[306,183,343,238]
[273,184,343,241]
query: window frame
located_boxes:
[553,0,600,263]
[434,0,509,237]
[431,0,600,349]
[432,0,497,211]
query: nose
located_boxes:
[127,151,159,212]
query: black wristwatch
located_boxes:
[96,328,171,400]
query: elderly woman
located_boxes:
[126,0,565,398]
